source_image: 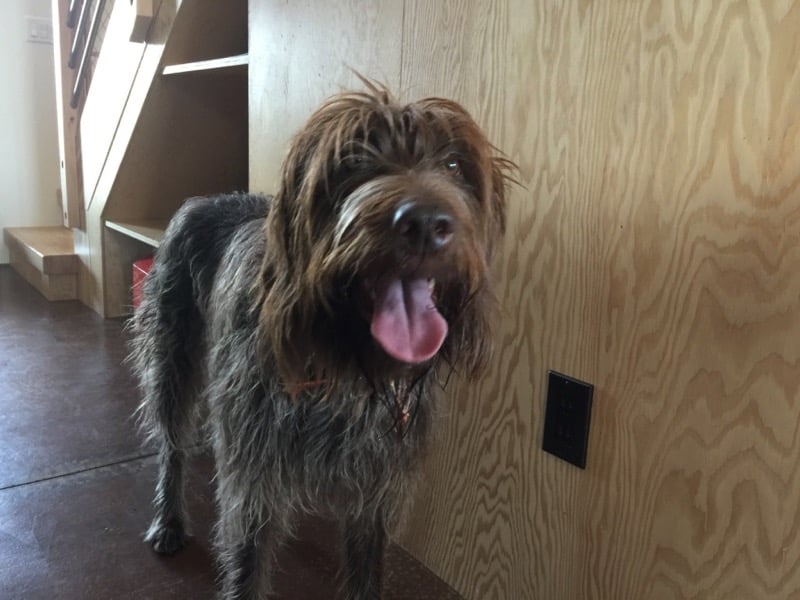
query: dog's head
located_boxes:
[260,82,514,390]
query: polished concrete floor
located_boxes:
[0,265,460,599]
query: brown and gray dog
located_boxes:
[130,81,513,599]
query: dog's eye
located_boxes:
[344,154,364,167]
[444,158,462,175]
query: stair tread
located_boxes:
[4,227,78,274]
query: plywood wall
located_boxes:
[249,1,800,598]
[248,0,403,193]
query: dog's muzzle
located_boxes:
[368,200,456,365]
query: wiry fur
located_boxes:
[130,83,513,599]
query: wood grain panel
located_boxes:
[588,2,800,598]
[248,0,403,194]
[397,2,800,600]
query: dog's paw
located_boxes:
[144,519,187,555]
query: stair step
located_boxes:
[4,227,78,273]
[3,226,78,301]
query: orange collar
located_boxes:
[285,379,328,401]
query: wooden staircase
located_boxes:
[3,227,78,301]
[2,1,247,314]
[59,0,246,316]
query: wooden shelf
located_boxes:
[162,53,248,76]
[105,220,167,247]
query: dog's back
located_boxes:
[148,193,269,312]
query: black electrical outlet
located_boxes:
[542,370,594,469]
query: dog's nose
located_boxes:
[393,202,455,253]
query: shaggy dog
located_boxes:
[130,82,513,599]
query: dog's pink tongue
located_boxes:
[371,279,448,364]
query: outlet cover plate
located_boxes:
[542,370,594,469]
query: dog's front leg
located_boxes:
[217,536,270,600]
[214,493,286,600]
[341,510,387,600]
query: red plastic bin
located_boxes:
[132,257,154,310]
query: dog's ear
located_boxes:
[261,91,392,386]
[271,90,392,267]
[259,117,326,386]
